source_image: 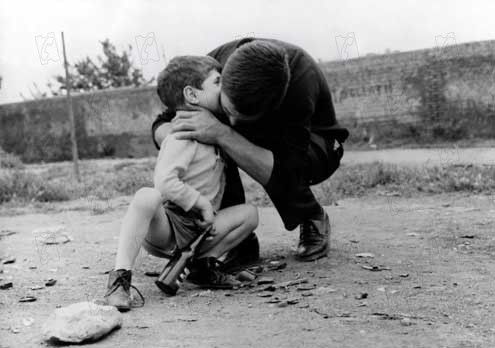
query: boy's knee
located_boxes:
[246,205,259,230]
[132,187,162,213]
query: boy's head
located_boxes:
[157,55,222,113]
[220,40,290,126]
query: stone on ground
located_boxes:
[42,301,123,343]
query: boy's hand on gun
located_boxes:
[194,195,216,239]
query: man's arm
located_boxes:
[217,126,274,186]
[171,111,274,186]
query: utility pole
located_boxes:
[61,31,80,182]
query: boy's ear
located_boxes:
[183,86,199,105]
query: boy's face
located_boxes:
[196,69,222,113]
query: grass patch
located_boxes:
[0,149,24,170]
[1,158,494,206]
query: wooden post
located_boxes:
[61,31,80,182]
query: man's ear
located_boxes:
[183,86,199,105]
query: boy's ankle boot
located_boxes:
[103,269,132,311]
[187,257,241,289]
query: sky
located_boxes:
[0,0,494,103]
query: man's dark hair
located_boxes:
[222,40,290,116]
[156,55,221,110]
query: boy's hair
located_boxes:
[222,40,290,116]
[157,55,221,110]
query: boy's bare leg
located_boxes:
[114,187,172,270]
[197,204,258,259]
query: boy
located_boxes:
[103,56,259,311]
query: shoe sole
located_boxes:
[295,243,330,262]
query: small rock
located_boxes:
[355,292,368,300]
[19,296,37,302]
[296,284,316,291]
[287,298,300,305]
[42,302,123,344]
[144,271,160,277]
[389,290,399,295]
[45,279,57,287]
[301,291,313,297]
[460,235,475,239]
[355,252,375,258]
[29,265,37,269]
[267,261,287,271]
[81,266,90,269]
[257,277,275,285]
[10,326,20,334]
[2,256,16,265]
[193,290,213,297]
[314,286,337,295]
[31,285,44,291]
[407,233,419,237]
[257,292,273,298]
[361,265,390,272]
[0,281,13,290]
[236,270,256,282]
[399,273,409,278]
[0,230,17,239]
[377,287,386,292]
[22,318,34,326]
[400,318,412,326]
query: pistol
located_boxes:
[155,227,210,296]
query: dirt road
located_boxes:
[1,193,495,347]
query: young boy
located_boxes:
[103,56,259,311]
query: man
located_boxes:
[152,38,348,265]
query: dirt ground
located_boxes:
[1,192,495,348]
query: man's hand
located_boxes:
[171,109,228,145]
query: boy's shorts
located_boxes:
[162,201,206,250]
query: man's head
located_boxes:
[157,55,222,113]
[220,40,290,126]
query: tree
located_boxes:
[48,39,153,96]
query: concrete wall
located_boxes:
[0,86,163,162]
[1,40,495,162]
[323,40,495,142]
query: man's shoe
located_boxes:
[187,257,242,289]
[296,212,330,262]
[103,269,145,311]
[220,232,260,272]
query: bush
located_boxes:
[0,169,70,203]
[0,148,24,170]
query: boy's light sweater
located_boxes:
[154,134,225,212]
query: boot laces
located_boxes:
[104,272,145,308]
[300,221,317,243]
